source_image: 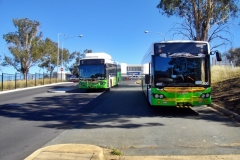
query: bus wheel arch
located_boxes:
[107,80,112,91]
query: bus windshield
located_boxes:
[154,56,209,87]
[79,65,105,79]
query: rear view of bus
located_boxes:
[79,52,121,90]
[142,41,222,107]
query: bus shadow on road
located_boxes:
[149,106,199,118]
[0,84,236,130]
[66,88,106,93]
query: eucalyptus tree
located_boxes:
[2,18,42,79]
[68,51,85,77]
[226,47,240,66]
[38,38,58,77]
[60,48,73,70]
[38,38,77,77]
[157,0,239,49]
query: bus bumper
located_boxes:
[151,98,211,107]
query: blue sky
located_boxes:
[0,0,239,74]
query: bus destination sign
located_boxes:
[80,59,104,65]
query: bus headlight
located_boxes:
[200,93,210,99]
[153,94,165,99]
[159,94,164,99]
[100,82,106,85]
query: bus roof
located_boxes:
[83,52,112,60]
[82,52,120,64]
[152,40,209,44]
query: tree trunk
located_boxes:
[23,72,27,80]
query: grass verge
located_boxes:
[111,148,122,155]
[0,78,62,91]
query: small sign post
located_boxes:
[60,68,63,81]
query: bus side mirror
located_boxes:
[216,51,222,61]
[211,50,222,61]
[145,74,150,84]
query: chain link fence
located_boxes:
[212,56,235,67]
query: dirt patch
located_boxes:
[211,77,240,115]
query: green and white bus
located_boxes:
[141,40,222,107]
[79,52,121,90]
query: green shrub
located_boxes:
[111,148,122,155]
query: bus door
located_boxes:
[145,61,152,105]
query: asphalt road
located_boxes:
[46,81,240,156]
[0,83,102,160]
[0,81,240,159]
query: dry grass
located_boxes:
[211,65,240,84]
[211,65,240,115]
[0,78,60,91]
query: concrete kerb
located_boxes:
[24,144,104,160]
[106,155,240,160]
[47,85,79,93]
[24,144,240,160]
[0,82,74,95]
[211,103,240,122]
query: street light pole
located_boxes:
[57,33,65,73]
[144,31,166,41]
[61,35,83,69]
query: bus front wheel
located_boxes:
[107,80,112,91]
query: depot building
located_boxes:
[120,63,142,77]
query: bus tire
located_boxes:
[107,80,112,91]
[146,88,149,106]
[146,86,152,107]
[116,78,119,86]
